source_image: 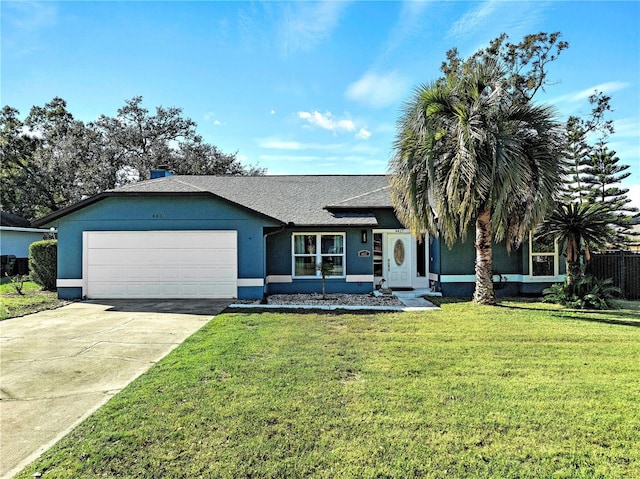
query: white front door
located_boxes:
[386,233,412,288]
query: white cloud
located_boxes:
[607,140,640,171]
[6,1,57,32]
[626,183,640,212]
[447,1,549,44]
[270,109,276,115]
[549,82,630,105]
[259,139,304,150]
[351,143,381,154]
[204,112,224,125]
[360,159,389,169]
[379,1,432,62]
[346,71,408,109]
[356,128,372,140]
[375,122,396,134]
[448,0,500,39]
[297,111,356,133]
[279,1,348,55]
[3,1,58,56]
[257,137,344,150]
[259,154,338,163]
[612,118,640,138]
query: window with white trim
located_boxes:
[292,233,345,278]
[529,232,559,276]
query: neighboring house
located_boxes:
[34,173,565,300]
[0,211,52,276]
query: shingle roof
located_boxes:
[0,211,31,228]
[111,175,394,226]
[326,185,392,209]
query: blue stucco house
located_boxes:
[1,211,52,276]
[34,174,564,300]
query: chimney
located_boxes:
[150,166,173,179]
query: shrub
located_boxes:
[543,274,621,310]
[5,273,27,295]
[29,240,57,291]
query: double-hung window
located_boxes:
[529,233,559,277]
[293,233,345,278]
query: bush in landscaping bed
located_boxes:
[543,274,621,309]
[29,239,57,291]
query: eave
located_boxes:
[33,191,286,227]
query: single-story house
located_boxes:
[1,211,52,276]
[34,173,565,300]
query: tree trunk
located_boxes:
[473,209,496,305]
[565,233,582,291]
[565,260,582,289]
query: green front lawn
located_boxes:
[0,279,66,320]
[17,301,640,478]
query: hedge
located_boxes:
[29,239,57,291]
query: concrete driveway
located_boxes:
[0,299,230,479]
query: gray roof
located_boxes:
[0,211,31,228]
[111,175,393,226]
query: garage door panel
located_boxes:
[178,250,236,264]
[142,251,174,266]
[89,266,118,281]
[87,231,233,250]
[85,231,238,299]
[87,252,121,266]
[214,267,237,280]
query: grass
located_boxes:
[0,279,66,320]
[16,300,640,478]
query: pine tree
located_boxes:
[561,115,593,202]
[560,92,614,200]
[584,144,632,207]
[557,92,638,251]
[582,142,639,246]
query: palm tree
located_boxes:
[536,201,617,288]
[389,60,562,305]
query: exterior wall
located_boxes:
[435,237,563,297]
[46,194,569,300]
[518,236,566,295]
[266,227,374,295]
[373,209,404,229]
[429,236,441,276]
[0,228,50,258]
[47,196,279,300]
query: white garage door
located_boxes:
[83,231,237,299]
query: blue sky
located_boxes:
[2,1,639,209]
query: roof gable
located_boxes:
[113,175,393,225]
[35,175,395,227]
[1,211,31,228]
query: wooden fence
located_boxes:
[587,251,640,300]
